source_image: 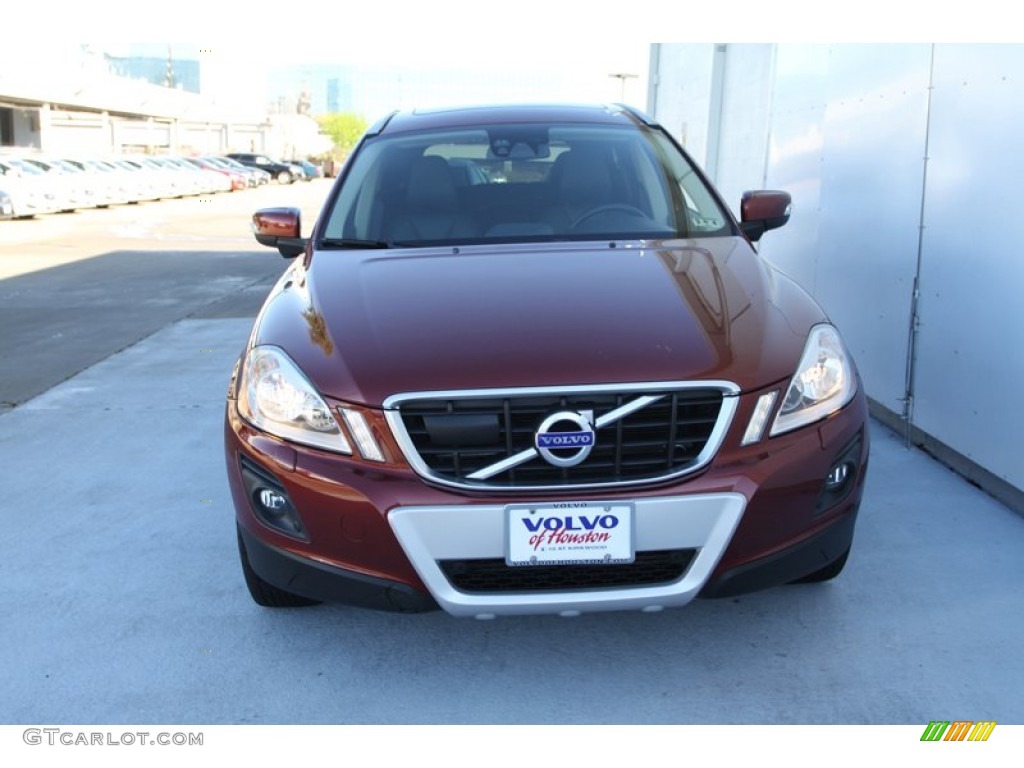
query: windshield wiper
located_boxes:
[318,237,395,249]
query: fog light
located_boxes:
[258,488,288,511]
[825,463,851,490]
[239,456,308,540]
[815,432,863,514]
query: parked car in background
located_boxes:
[225,153,302,184]
[0,157,62,216]
[60,158,121,207]
[184,157,248,191]
[102,158,148,203]
[289,159,322,181]
[1,155,79,212]
[163,156,232,195]
[22,157,97,211]
[0,149,274,220]
[212,156,270,185]
[228,103,870,618]
[79,158,140,206]
[195,156,252,188]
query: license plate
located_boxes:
[505,502,635,566]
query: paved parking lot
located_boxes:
[1,188,1022,725]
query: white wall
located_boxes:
[911,45,1024,489]
[710,44,775,214]
[651,43,1024,501]
[760,44,933,416]
[648,44,717,160]
[45,109,111,154]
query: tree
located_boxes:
[316,112,369,159]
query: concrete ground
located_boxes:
[1,184,1021,725]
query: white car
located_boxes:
[12,156,87,212]
[0,159,61,217]
[0,188,14,219]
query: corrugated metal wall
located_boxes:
[650,43,1024,504]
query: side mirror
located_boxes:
[252,207,305,258]
[739,190,791,242]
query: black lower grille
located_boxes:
[392,386,728,489]
[439,549,697,593]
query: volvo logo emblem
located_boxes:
[535,410,596,468]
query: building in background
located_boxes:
[0,45,327,158]
[1,42,649,155]
[106,48,201,93]
[326,77,353,113]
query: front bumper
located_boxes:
[238,525,437,612]
[389,493,745,617]
[700,509,856,598]
[226,388,869,617]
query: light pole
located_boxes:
[608,72,638,102]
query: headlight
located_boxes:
[237,346,352,454]
[770,324,856,436]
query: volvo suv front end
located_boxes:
[225,104,869,617]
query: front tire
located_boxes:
[237,528,320,607]
[276,171,292,184]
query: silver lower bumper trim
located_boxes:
[389,493,746,617]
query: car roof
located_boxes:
[371,103,657,136]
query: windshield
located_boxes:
[3,159,45,177]
[321,122,733,246]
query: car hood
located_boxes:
[252,238,827,406]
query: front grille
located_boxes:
[386,384,733,489]
[439,549,697,593]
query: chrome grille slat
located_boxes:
[384,382,739,491]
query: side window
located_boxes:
[323,141,387,241]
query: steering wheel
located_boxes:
[571,204,649,230]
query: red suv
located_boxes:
[225,104,869,618]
